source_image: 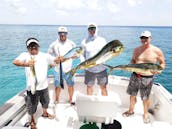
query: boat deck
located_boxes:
[18,105,160,128]
[15,103,165,129]
[1,75,172,129]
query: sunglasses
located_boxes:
[58,32,67,35]
[28,46,38,51]
[88,27,96,31]
[140,36,148,39]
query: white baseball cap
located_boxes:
[26,38,40,48]
[58,26,68,33]
[87,22,97,29]
[140,31,152,38]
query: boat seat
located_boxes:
[76,92,121,124]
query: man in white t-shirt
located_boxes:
[80,23,108,96]
[13,38,57,129]
[48,26,77,104]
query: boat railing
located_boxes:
[0,91,27,128]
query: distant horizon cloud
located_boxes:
[1,0,172,26]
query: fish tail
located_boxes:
[148,108,155,115]
[103,64,114,75]
[31,87,36,95]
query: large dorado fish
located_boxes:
[64,47,83,60]
[30,57,38,95]
[104,63,163,75]
[53,47,83,89]
[66,40,124,76]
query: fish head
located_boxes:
[110,40,124,54]
[156,64,164,73]
[158,65,163,71]
[113,45,124,54]
[76,47,83,55]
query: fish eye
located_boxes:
[115,47,120,51]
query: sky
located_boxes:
[0,0,172,26]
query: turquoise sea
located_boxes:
[0,25,172,105]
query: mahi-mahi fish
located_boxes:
[30,57,38,95]
[104,63,163,75]
[66,40,124,76]
[64,47,83,60]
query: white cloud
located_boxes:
[4,0,27,15]
[127,0,142,7]
[49,0,101,10]
[107,1,120,13]
[50,0,84,10]
[55,10,68,16]
[85,0,101,10]
[2,0,172,26]
[16,7,27,15]
[48,0,102,16]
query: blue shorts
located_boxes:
[54,70,74,87]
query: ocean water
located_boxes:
[0,25,172,105]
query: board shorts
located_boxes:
[127,72,154,100]
[84,70,108,86]
[25,88,49,115]
[54,70,74,87]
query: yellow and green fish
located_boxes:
[66,40,124,77]
[30,57,38,95]
[104,63,163,75]
[64,47,83,61]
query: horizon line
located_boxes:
[0,23,172,27]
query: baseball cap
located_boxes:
[87,23,97,29]
[26,38,40,48]
[140,31,152,38]
[58,26,68,32]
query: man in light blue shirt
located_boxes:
[81,23,108,96]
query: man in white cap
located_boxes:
[13,38,59,129]
[122,31,165,123]
[80,23,108,96]
[48,26,77,104]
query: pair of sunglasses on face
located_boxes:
[88,27,96,31]
[140,36,149,39]
[58,32,67,35]
[28,45,39,50]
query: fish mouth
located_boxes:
[76,49,83,54]
[113,46,124,53]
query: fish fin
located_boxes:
[109,69,113,75]
[103,64,114,75]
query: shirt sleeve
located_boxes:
[47,53,55,65]
[48,42,55,55]
[15,52,28,62]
